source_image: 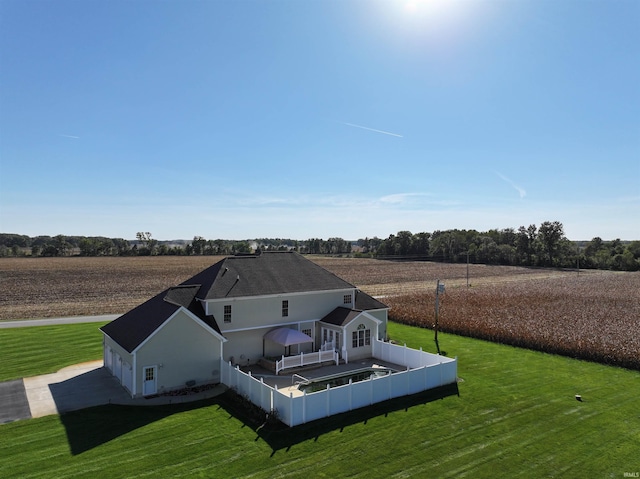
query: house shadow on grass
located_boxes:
[59,399,219,455]
[58,378,458,456]
[217,382,460,455]
[50,367,221,455]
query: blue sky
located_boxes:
[1,0,638,241]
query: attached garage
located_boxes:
[101,285,226,398]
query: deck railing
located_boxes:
[275,349,339,375]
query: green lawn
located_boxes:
[0,322,107,381]
[0,321,638,478]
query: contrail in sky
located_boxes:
[497,172,526,198]
[59,134,80,139]
[343,122,403,138]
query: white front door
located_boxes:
[143,366,157,396]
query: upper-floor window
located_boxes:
[343,294,352,305]
[223,305,232,323]
[282,300,289,317]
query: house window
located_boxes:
[343,294,352,305]
[302,328,312,338]
[223,305,232,323]
[282,300,289,317]
[352,324,371,348]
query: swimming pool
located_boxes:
[296,367,397,394]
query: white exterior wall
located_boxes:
[134,310,223,397]
[103,335,135,395]
[367,309,388,340]
[207,289,355,334]
[224,319,316,364]
[343,314,378,362]
[298,321,316,353]
[224,329,273,365]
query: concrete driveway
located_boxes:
[1,360,228,424]
[1,361,130,423]
[23,360,132,418]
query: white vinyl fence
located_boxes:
[221,340,458,427]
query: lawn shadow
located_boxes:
[57,371,458,456]
[50,366,223,455]
[48,367,130,415]
[59,399,218,455]
[217,382,460,455]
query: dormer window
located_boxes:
[343,294,352,305]
[282,300,289,317]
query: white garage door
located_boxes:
[104,345,113,372]
[121,361,133,393]
[114,353,122,382]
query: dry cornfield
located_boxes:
[1,256,638,369]
[384,272,640,370]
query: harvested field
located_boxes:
[310,257,583,297]
[0,257,223,320]
[1,256,638,369]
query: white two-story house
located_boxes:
[101,251,389,397]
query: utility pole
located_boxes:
[466,251,470,287]
[434,279,445,355]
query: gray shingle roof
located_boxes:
[101,289,181,353]
[191,252,356,299]
[355,290,388,310]
[320,307,363,326]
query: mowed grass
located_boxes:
[1,321,639,478]
[0,322,107,381]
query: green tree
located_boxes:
[394,231,414,256]
[413,232,431,256]
[113,238,132,256]
[538,221,565,266]
[516,225,537,265]
[136,232,157,256]
[191,236,206,255]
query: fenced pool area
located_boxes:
[220,340,458,427]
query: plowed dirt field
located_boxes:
[1,256,638,369]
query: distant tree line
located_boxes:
[1,221,638,271]
[0,233,351,258]
[363,221,640,271]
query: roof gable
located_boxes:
[321,307,384,327]
[100,284,221,353]
[133,304,226,354]
[101,289,179,353]
[320,307,363,326]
